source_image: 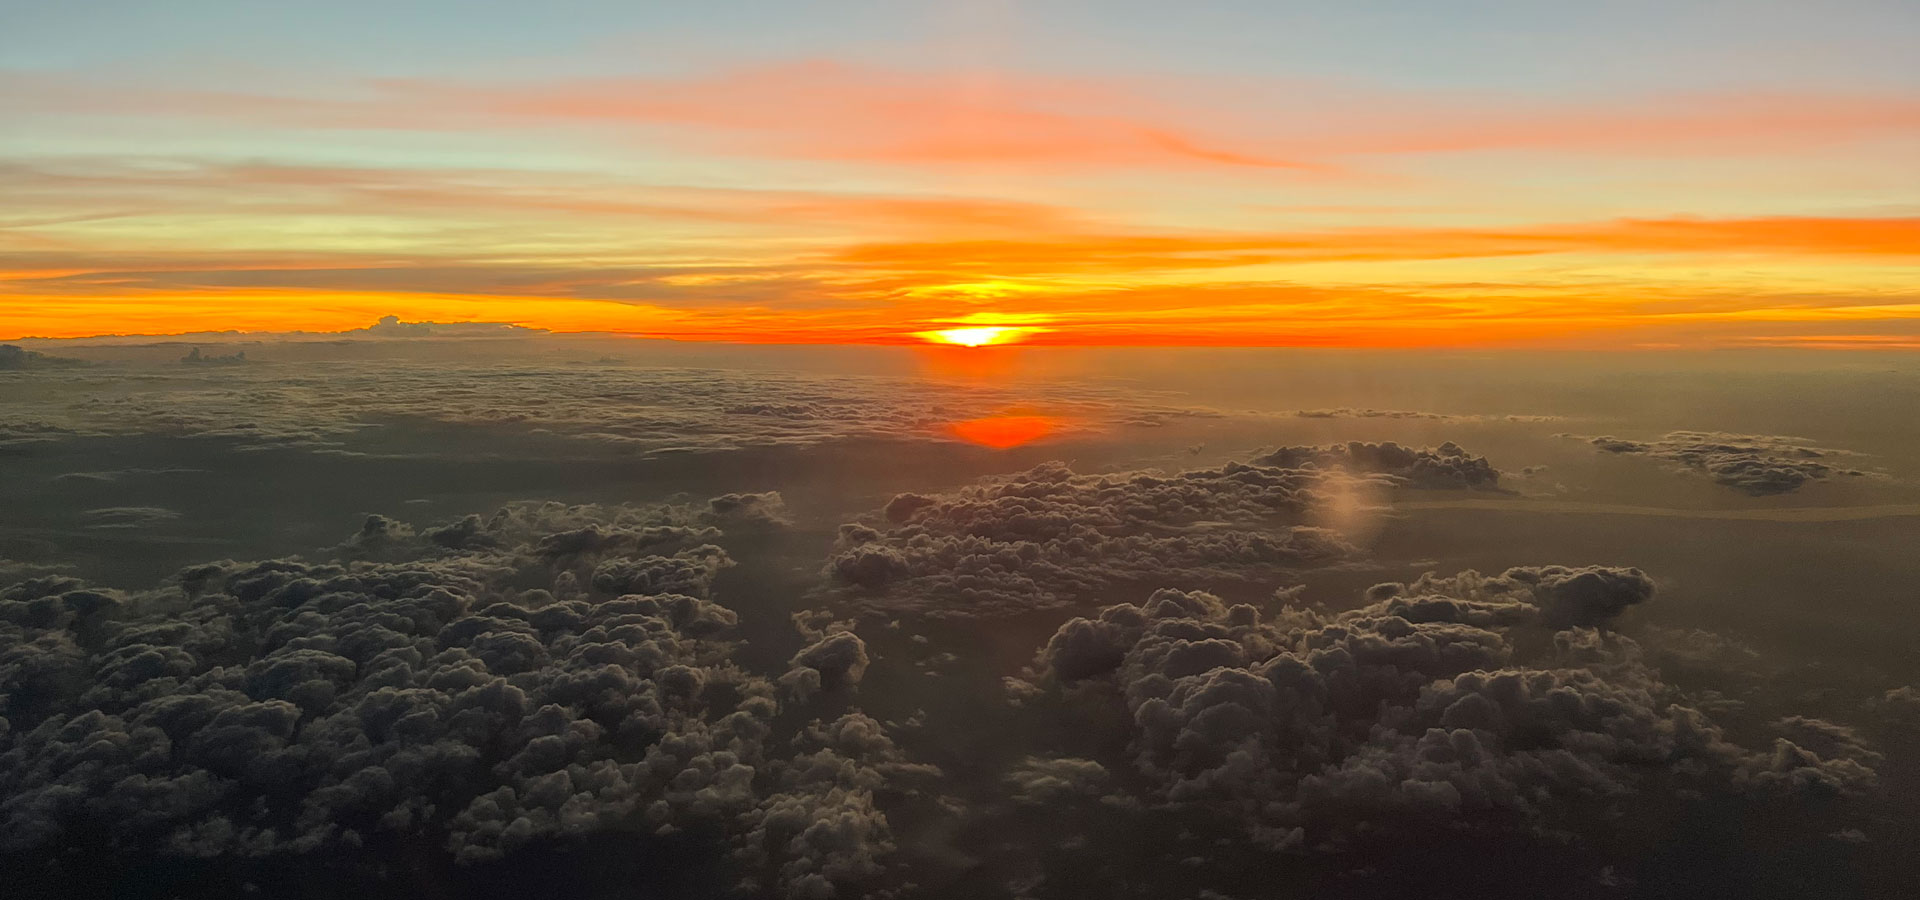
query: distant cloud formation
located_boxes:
[354,315,546,339]
[0,345,83,370]
[1575,431,1873,495]
[1250,441,1501,491]
[0,361,1188,456]
[1294,408,1560,424]
[77,506,182,529]
[821,443,1500,619]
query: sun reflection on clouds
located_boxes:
[1307,472,1392,547]
[944,414,1067,449]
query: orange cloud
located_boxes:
[0,159,1091,236]
[6,209,1919,347]
[833,215,1920,277]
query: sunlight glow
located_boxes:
[916,326,1031,347]
[944,415,1065,449]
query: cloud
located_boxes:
[1250,440,1501,491]
[0,65,1334,174]
[819,443,1500,620]
[0,497,927,899]
[0,345,85,370]
[1011,566,1881,874]
[10,65,1920,171]
[830,216,1920,280]
[1002,757,1118,808]
[0,360,1185,457]
[77,507,182,529]
[0,156,1091,245]
[1294,408,1559,424]
[1575,431,1872,495]
[354,315,544,339]
[780,632,872,701]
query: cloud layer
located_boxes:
[0,496,926,898]
[1004,567,1881,891]
[821,442,1499,619]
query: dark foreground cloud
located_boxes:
[820,442,1499,619]
[999,566,1882,894]
[1573,431,1872,495]
[0,495,928,899]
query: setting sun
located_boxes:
[917,326,1027,347]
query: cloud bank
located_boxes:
[822,442,1500,620]
[1577,431,1871,495]
[1003,566,1881,891]
[0,496,926,899]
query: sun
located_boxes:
[915,326,1034,347]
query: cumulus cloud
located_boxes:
[819,443,1499,619]
[0,496,925,899]
[1002,756,1118,807]
[1572,431,1871,495]
[1873,685,1920,735]
[781,632,872,700]
[1011,566,1880,868]
[1250,440,1501,490]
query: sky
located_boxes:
[3,0,1919,347]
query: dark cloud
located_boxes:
[1250,440,1501,490]
[1001,757,1120,808]
[54,467,204,485]
[355,315,545,339]
[782,632,872,700]
[181,347,248,366]
[78,506,183,529]
[1874,685,1920,735]
[1011,566,1880,872]
[0,497,927,899]
[0,345,85,370]
[820,443,1499,620]
[1573,431,1872,495]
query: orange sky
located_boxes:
[4,10,1919,348]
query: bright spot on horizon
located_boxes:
[913,326,1052,347]
[918,326,1028,347]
